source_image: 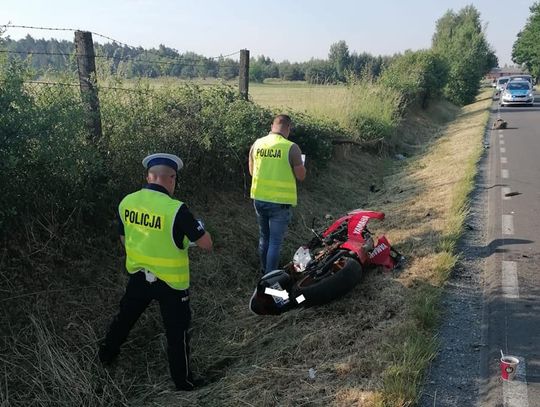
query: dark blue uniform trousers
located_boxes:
[99,271,193,389]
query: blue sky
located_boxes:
[0,0,534,66]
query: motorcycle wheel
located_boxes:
[292,256,363,306]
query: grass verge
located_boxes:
[375,89,492,406]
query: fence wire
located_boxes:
[1,24,241,61]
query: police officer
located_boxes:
[98,153,212,391]
[249,115,306,274]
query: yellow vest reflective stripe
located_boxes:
[250,133,297,206]
[119,189,190,290]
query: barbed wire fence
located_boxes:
[0,24,250,141]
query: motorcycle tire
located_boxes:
[292,256,363,306]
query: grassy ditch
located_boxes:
[0,91,492,406]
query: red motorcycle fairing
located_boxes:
[368,236,395,269]
[322,210,385,238]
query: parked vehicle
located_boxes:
[500,81,535,107]
[249,209,404,315]
[507,74,534,86]
[496,76,510,92]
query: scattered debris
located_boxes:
[308,368,316,380]
[504,191,522,197]
[493,118,507,129]
[369,184,380,193]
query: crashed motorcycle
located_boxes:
[249,209,404,315]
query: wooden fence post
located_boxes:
[74,30,103,142]
[239,49,249,100]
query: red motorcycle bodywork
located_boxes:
[322,210,396,269]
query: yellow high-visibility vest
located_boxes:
[119,189,190,290]
[250,133,297,206]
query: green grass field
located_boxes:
[248,81,349,117]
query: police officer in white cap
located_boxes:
[99,153,212,391]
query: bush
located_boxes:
[0,63,338,240]
[342,75,404,141]
[0,61,107,236]
[379,50,448,108]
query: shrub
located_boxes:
[1,63,337,239]
[342,75,404,141]
[0,61,106,236]
[379,50,448,108]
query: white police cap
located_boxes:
[142,153,183,171]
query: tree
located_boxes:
[328,40,350,81]
[379,49,449,108]
[304,59,334,84]
[432,5,497,105]
[512,2,540,79]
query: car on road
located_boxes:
[496,76,510,92]
[500,80,535,107]
[507,74,535,86]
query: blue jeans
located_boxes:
[254,200,292,274]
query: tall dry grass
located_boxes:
[249,78,403,142]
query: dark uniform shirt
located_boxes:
[118,183,205,249]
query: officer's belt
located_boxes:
[137,269,190,297]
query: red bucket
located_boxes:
[500,356,519,381]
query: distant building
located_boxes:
[486,67,529,82]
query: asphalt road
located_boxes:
[419,92,540,407]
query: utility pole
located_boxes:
[74,30,103,142]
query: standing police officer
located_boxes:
[249,115,306,274]
[99,153,212,391]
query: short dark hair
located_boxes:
[273,114,292,126]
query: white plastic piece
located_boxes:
[293,246,312,272]
[296,295,306,304]
[308,368,316,380]
[264,287,289,300]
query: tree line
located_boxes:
[1,34,392,83]
[1,4,497,105]
[512,2,540,79]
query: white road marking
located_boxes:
[502,187,512,200]
[501,147,506,153]
[502,261,519,299]
[499,134,504,139]
[264,287,289,300]
[501,157,508,164]
[502,215,514,235]
[503,356,529,407]
[502,169,509,179]
[500,139,505,145]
